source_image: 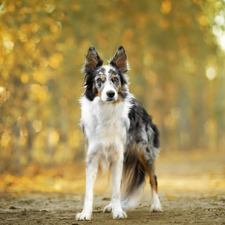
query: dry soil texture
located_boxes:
[0,190,225,225]
[0,151,224,225]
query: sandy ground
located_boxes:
[0,191,225,225]
[0,150,224,225]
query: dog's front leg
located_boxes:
[76,156,98,220]
[110,153,127,219]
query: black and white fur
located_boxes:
[76,46,162,221]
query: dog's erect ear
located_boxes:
[84,46,103,73]
[110,46,129,73]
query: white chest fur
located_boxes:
[80,96,131,152]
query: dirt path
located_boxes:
[0,151,224,224]
[0,190,224,225]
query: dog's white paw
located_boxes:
[150,202,163,212]
[112,209,127,219]
[103,203,112,213]
[76,212,91,221]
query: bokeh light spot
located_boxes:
[49,57,59,68]
[160,0,172,14]
[45,3,55,13]
[48,130,59,147]
[32,120,42,133]
[31,84,41,93]
[21,74,29,84]
[206,67,216,80]
[214,15,224,25]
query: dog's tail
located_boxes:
[151,122,160,150]
[121,123,160,210]
[121,148,146,210]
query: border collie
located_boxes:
[76,46,162,220]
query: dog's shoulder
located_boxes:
[128,98,153,128]
[127,97,159,148]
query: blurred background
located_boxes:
[0,0,225,192]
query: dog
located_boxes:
[76,46,162,220]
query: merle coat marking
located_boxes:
[76,46,162,221]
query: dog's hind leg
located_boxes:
[139,154,162,212]
[76,155,99,220]
[148,166,162,212]
[103,202,112,213]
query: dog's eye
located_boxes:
[112,77,118,82]
[97,78,102,83]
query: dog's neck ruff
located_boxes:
[80,94,132,148]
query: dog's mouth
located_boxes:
[106,97,115,102]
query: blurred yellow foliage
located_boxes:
[48,130,59,147]
[160,0,172,14]
[0,0,224,173]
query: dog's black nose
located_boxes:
[107,91,115,98]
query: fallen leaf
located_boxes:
[166,194,179,198]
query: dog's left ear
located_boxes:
[84,46,103,74]
[110,46,129,73]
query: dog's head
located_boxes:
[83,46,129,103]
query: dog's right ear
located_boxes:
[84,46,103,73]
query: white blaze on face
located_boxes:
[101,65,118,102]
